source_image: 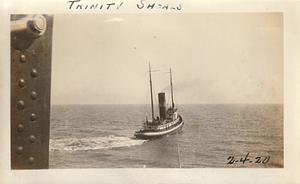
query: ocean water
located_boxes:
[49,104,283,168]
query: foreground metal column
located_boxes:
[11,14,53,169]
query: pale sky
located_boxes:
[51,13,283,104]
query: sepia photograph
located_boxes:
[10,13,283,169]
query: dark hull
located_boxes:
[134,121,184,139]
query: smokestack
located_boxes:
[158,92,166,120]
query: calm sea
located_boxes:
[49,104,283,168]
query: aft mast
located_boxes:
[170,68,175,109]
[149,63,155,121]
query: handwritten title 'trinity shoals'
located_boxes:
[67,0,182,11]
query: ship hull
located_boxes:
[134,120,184,139]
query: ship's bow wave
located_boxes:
[50,135,146,152]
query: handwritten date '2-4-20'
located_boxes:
[227,152,271,165]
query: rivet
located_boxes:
[28,157,35,164]
[20,54,26,63]
[29,135,36,143]
[18,78,25,88]
[17,124,24,132]
[30,113,37,121]
[30,91,38,100]
[17,100,25,110]
[31,69,38,78]
[16,146,23,155]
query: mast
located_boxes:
[170,68,175,109]
[149,63,155,121]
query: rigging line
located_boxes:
[177,143,181,168]
[148,63,160,121]
[163,68,175,108]
[149,63,154,121]
[170,68,175,109]
[177,131,182,168]
[144,86,149,117]
[153,87,158,118]
[167,88,171,107]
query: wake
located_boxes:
[50,135,146,152]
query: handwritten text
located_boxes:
[67,0,183,11]
[227,152,271,165]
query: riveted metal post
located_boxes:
[11,14,53,169]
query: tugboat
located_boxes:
[134,63,184,139]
